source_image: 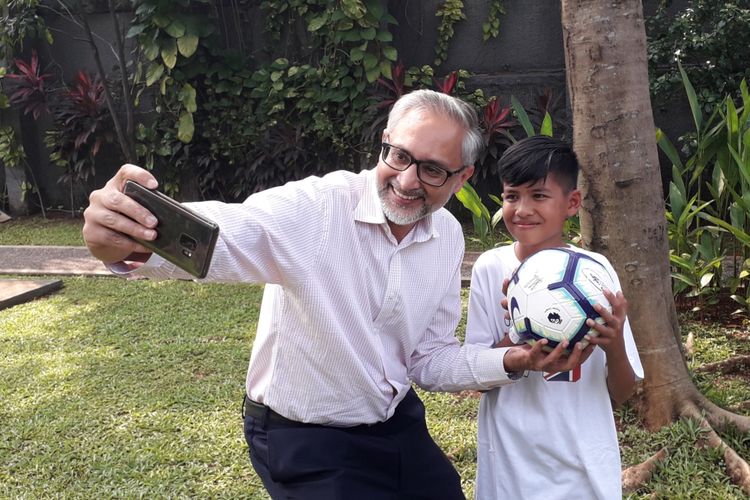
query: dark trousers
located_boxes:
[242,389,465,500]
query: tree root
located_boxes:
[622,447,668,494]
[696,389,750,434]
[682,403,750,496]
[695,355,750,375]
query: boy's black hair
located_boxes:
[497,136,579,192]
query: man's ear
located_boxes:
[453,165,475,194]
[567,189,582,215]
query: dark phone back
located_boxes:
[123,180,219,278]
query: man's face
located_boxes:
[376,110,474,236]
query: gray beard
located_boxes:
[378,183,431,226]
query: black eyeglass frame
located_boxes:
[380,142,468,187]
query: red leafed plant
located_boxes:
[4,50,52,119]
[45,70,114,184]
[433,71,458,95]
[482,97,514,145]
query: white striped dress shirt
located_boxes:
[132,169,515,425]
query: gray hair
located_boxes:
[386,89,484,166]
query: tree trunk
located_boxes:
[561,0,750,492]
[561,0,691,428]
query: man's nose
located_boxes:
[397,163,422,190]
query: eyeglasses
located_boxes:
[381,142,468,187]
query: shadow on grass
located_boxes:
[1,276,270,498]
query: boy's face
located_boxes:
[501,175,581,260]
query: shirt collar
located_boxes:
[354,169,438,243]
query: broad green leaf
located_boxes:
[376,30,393,42]
[142,38,160,61]
[511,96,535,137]
[161,39,178,69]
[379,60,392,80]
[678,60,702,133]
[177,34,199,57]
[540,112,553,137]
[382,46,398,62]
[349,47,365,62]
[178,83,197,112]
[177,111,194,143]
[362,53,378,70]
[308,15,327,32]
[145,62,164,86]
[164,20,186,38]
[153,14,170,28]
[365,66,380,83]
[126,24,147,38]
[668,181,686,222]
[656,127,684,171]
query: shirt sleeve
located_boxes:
[407,242,517,391]
[129,177,331,285]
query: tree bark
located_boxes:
[561,0,691,429]
[561,1,750,493]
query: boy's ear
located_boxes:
[567,189,582,215]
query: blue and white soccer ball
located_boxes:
[507,247,615,352]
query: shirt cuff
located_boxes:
[474,347,522,388]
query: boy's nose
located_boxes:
[515,198,533,216]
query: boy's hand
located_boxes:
[503,338,594,374]
[584,289,627,356]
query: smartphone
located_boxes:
[123,180,219,278]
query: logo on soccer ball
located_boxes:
[546,310,563,324]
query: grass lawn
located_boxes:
[1,217,749,498]
[0,215,84,246]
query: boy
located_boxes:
[465,136,644,499]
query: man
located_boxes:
[83,89,590,499]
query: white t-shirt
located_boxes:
[466,243,644,500]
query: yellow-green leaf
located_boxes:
[164,20,186,38]
[177,111,194,143]
[177,34,199,57]
[161,39,178,69]
[178,83,197,112]
[145,62,164,86]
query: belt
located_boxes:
[242,388,423,435]
[242,395,305,427]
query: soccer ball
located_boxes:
[507,247,615,352]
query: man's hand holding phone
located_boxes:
[83,164,161,265]
[83,164,219,278]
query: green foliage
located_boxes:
[658,65,750,312]
[131,0,404,199]
[0,125,25,169]
[647,0,750,111]
[434,0,466,67]
[482,0,505,42]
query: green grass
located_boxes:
[0,215,84,246]
[1,217,749,498]
[2,278,748,498]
